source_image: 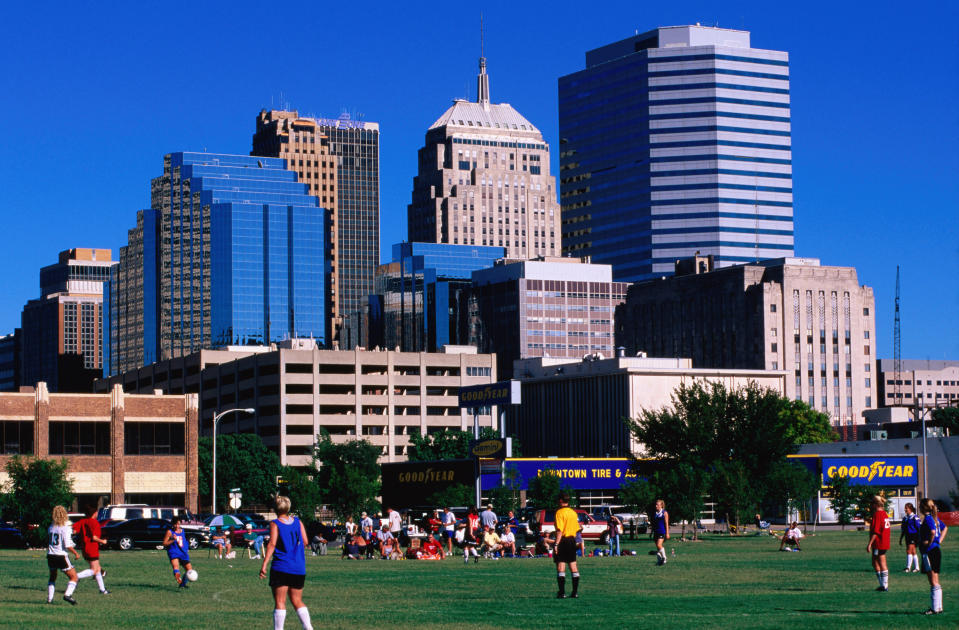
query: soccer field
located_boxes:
[1,532,954,629]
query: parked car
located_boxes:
[0,522,27,548]
[99,504,207,548]
[103,518,178,550]
[529,509,607,541]
[591,505,648,534]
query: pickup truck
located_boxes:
[530,509,607,540]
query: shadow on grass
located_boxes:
[785,608,921,616]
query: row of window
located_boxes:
[0,421,184,456]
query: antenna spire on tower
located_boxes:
[477,13,490,107]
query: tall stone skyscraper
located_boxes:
[559,25,794,282]
[408,56,560,259]
[253,110,380,348]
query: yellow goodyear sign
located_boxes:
[821,457,918,487]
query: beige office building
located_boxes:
[617,255,876,426]
[877,359,959,412]
[97,340,496,467]
[408,56,560,259]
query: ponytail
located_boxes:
[920,497,938,520]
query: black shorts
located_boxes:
[442,530,453,540]
[872,548,887,557]
[82,551,100,562]
[654,534,666,541]
[269,569,305,589]
[47,554,72,571]
[922,548,942,574]
[904,533,920,546]
[553,537,578,564]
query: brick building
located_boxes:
[0,383,198,511]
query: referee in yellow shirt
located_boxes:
[553,493,581,598]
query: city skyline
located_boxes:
[0,1,956,362]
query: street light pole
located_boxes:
[211,408,255,514]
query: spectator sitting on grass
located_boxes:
[500,527,516,557]
[779,521,804,551]
[481,525,504,558]
[310,530,327,556]
[421,533,445,559]
[535,530,555,556]
[342,535,361,560]
[379,525,399,560]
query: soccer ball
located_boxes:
[186,569,198,582]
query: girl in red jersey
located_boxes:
[866,495,891,591]
[72,504,109,594]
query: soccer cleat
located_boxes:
[178,580,189,589]
[63,595,77,605]
[474,555,479,563]
[100,589,110,595]
[902,568,912,573]
[570,592,579,598]
[875,586,888,592]
[923,609,941,615]
[556,593,566,599]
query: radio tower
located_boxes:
[894,266,902,402]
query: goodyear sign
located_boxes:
[821,456,918,487]
[381,459,476,508]
[482,458,639,491]
[458,380,521,408]
[470,438,506,459]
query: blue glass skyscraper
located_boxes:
[108,152,327,375]
[558,25,794,282]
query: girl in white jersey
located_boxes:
[47,505,81,605]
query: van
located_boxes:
[97,504,198,524]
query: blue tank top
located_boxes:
[653,510,667,535]
[167,529,189,558]
[271,517,305,575]
[920,515,944,552]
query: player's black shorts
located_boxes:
[904,533,920,546]
[872,548,887,556]
[82,551,100,562]
[922,548,942,574]
[442,529,452,540]
[654,534,666,541]
[269,569,305,589]
[553,537,578,564]
[47,554,72,571]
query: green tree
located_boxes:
[931,407,959,435]
[312,432,381,520]
[3,457,74,541]
[653,464,710,540]
[711,460,758,534]
[779,400,839,445]
[827,475,856,530]
[199,433,282,512]
[852,485,892,522]
[279,466,323,524]
[763,460,820,525]
[618,477,658,518]
[487,468,521,515]
[526,470,575,509]
[407,427,518,462]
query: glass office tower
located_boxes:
[558,25,794,282]
[108,152,327,375]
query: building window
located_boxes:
[770,304,777,313]
[0,421,33,454]
[771,343,778,353]
[124,423,185,455]
[49,422,110,455]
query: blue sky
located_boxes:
[1,0,956,360]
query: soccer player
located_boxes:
[918,498,948,615]
[899,502,922,572]
[553,493,581,598]
[652,499,670,565]
[73,504,109,594]
[866,495,891,591]
[162,516,194,589]
[46,505,81,605]
[259,495,313,630]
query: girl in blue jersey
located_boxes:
[652,499,669,566]
[918,498,948,615]
[898,502,921,572]
[162,516,193,589]
[260,495,313,630]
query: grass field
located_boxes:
[0,531,955,629]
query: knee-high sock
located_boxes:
[876,571,883,587]
[274,609,287,630]
[47,582,55,602]
[296,607,313,630]
[881,571,888,588]
[95,571,106,592]
[932,585,942,612]
[571,572,580,595]
[64,581,77,597]
[556,572,566,595]
[77,569,94,579]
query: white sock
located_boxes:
[47,583,55,602]
[295,606,312,630]
[933,585,942,612]
[881,570,889,588]
[912,554,919,570]
[876,571,882,587]
[273,609,286,630]
[77,569,94,579]
[95,571,106,592]
[64,581,77,597]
